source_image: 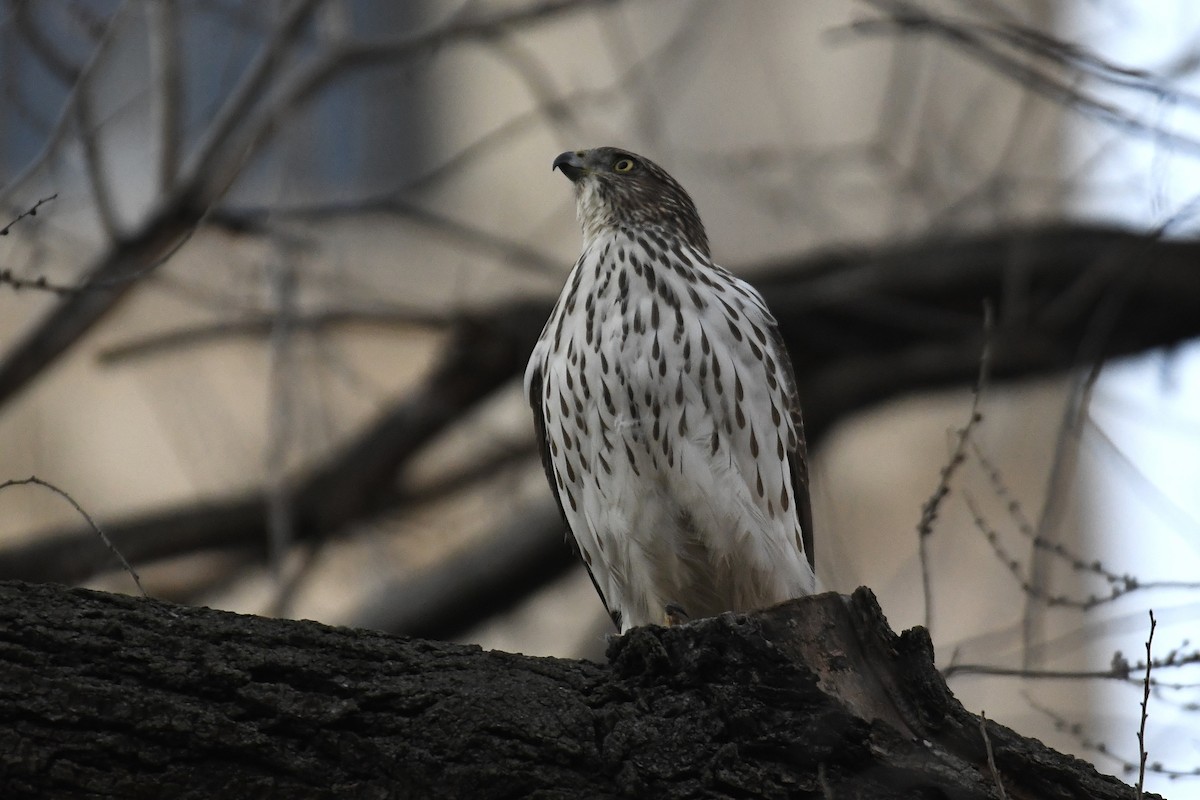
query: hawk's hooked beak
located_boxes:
[553,150,588,182]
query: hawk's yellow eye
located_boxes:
[613,158,635,173]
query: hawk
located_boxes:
[524,147,815,633]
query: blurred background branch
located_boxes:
[3,1,1200,791]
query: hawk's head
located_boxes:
[553,147,710,257]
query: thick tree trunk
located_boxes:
[0,581,1151,799]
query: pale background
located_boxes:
[1,1,1198,795]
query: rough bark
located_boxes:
[0,580,1152,800]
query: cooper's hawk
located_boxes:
[525,147,815,633]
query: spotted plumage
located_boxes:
[525,147,815,633]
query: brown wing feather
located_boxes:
[527,364,620,629]
[770,326,814,570]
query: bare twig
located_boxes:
[0,195,200,298]
[0,0,625,414]
[979,711,1008,800]
[1136,610,1156,798]
[95,306,459,365]
[0,194,58,237]
[179,0,327,192]
[963,491,1200,612]
[3,223,1200,647]
[0,306,540,587]
[213,197,564,276]
[0,476,145,597]
[145,0,183,192]
[1023,226,1163,665]
[0,195,79,294]
[72,84,120,238]
[852,0,1200,156]
[944,645,1200,683]
[1025,692,1198,780]
[0,188,208,406]
[969,444,1200,608]
[1085,418,1200,547]
[187,0,620,206]
[485,31,583,136]
[915,301,993,631]
[972,442,1125,591]
[11,3,84,84]
[0,3,131,210]
[399,11,699,197]
[0,269,81,295]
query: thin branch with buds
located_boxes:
[915,301,993,631]
[852,0,1200,156]
[0,195,58,237]
[964,477,1200,610]
[1025,692,1200,781]
[1136,610,1156,798]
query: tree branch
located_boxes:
[1,224,1197,636]
[0,581,1156,799]
[0,304,541,588]
[0,0,621,413]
